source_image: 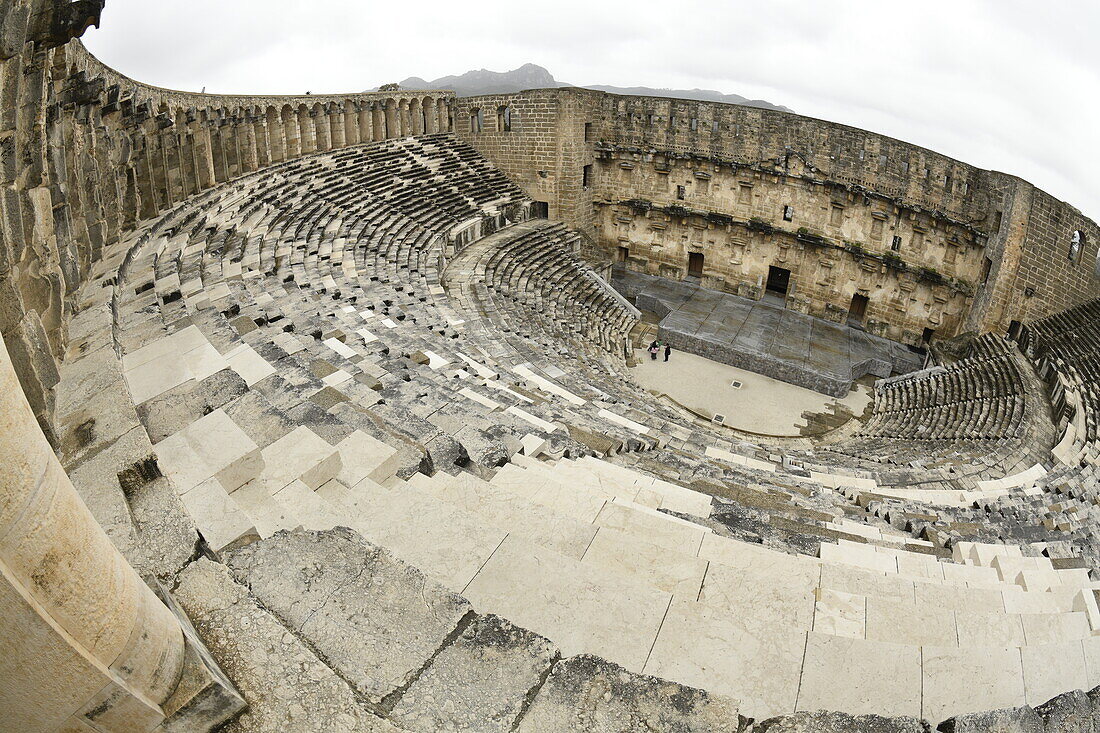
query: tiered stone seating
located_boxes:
[55,131,1100,727]
[851,335,1028,442]
[800,335,1054,496]
[1021,300,1100,464]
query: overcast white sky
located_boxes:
[84,0,1100,221]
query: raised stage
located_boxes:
[613,270,924,396]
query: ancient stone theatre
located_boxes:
[5,1,1100,731]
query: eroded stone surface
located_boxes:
[516,654,740,732]
[755,711,929,732]
[390,614,557,732]
[936,706,1044,733]
[173,558,403,733]
[225,528,471,704]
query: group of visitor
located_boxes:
[648,340,671,362]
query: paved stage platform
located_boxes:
[613,270,924,397]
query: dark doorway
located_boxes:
[848,293,869,327]
[687,252,704,278]
[618,246,629,263]
[531,201,548,218]
[922,328,935,344]
[1007,320,1022,341]
[766,266,791,296]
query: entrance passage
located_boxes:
[531,201,549,218]
[848,293,869,326]
[766,266,791,296]
[688,252,704,278]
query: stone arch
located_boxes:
[496,104,513,132]
[409,97,423,135]
[421,95,436,134]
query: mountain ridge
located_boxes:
[368,63,791,113]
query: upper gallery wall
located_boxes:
[0,0,454,442]
[454,90,1100,345]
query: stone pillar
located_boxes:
[162,128,183,205]
[268,109,285,163]
[210,125,229,183]
[0,334,185,730]
[344,102,360,146]
[330,106,346,149]
[255,118,271,168]
[179,129,199,198]
[283,109,301,160]
[299,108,316,155]
[359,104,373,143]
[242,117,259,173]
[439,99,451,132]
[223,120,242,178]
[146,121,170,211]
[399,99,410,137]
[314,109,331,152]
[191,122,216,190]
[132,127,159,220]
[383,101,396,140]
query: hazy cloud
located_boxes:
[83,0,1100,220]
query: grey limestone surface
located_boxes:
[615,270,922,396]
[224,528,471,705]
[516,654,741,732]
[390,613,558,732]
[173,558,405,733]
[755,711,930,732]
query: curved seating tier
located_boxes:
[55,134,1100,727]
[811,335,1054,485]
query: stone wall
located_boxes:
[595,154,982,344]
[455,87,1100,344]
[0,0,454,441]
[453,89,604,260]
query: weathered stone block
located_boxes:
[225,528,471,704]
[517,654,739,732]
[390,614,557,732]
[757,711,929,732]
